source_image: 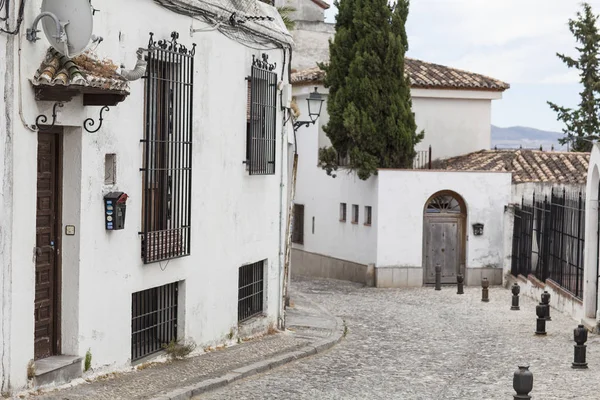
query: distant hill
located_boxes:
[491,125,568,151]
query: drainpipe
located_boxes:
[1,4,16,392]
[120,48,147,81]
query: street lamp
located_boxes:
[293,87,325,131]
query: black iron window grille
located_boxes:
[141,32,196,264]
[511,189,586,299]
[245,54,277,175]
[352,204,359,224]
[131,282,178,361]
[292,204,304,244]
[238,260,265,322]
[340,203,347,222]
[365,206,372,226]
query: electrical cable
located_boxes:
[0,0,25,35]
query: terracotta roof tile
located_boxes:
[436,149,589,184]
[291,58,510,92]
[32,48,130,93]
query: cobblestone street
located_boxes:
[199,277,600,400]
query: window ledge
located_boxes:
[238,312,267,327]
[351,221,358,225]
[364,223,372,227]
[339,219,346,223]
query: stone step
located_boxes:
[34,355,83,388]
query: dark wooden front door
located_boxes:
[35,133,61,360]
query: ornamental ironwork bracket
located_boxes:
[36,102,64,131]
[148,31,196,56]
[293,120,315,132]
[84,106,110,133]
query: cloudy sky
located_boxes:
[323,0,600,132]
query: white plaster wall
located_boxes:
[584,144,600,320]
[292,88,377,266]
[376,170,512,271]
[4,0,290,391]
[309,86,503,164]
[411,89,503,161]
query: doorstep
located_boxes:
[34,355,83,388]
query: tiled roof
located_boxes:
[291,58,510,92]
[436,149,589,184]
[32,48,130,93]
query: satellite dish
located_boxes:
[29,0,93,57]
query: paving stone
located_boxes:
[200,276,600,400]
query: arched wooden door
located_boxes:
[423,191,466,284]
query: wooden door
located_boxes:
[35,133,61,360]
[424,218,460,284]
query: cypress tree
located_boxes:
[548,2,600,152]
[318,0,423,180]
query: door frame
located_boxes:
[422,190,467,285]
[36,129,63,358]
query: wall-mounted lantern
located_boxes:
[293,87,325,132]
[472,223,484,236]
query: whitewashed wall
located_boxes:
[1,0,290,391]
[377,170,512,285]
[293,87,377,267]
[411,89,503,161]
[584,144,600,322]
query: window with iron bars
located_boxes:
[292,204,304,244]
[238,260,265,322]
[245,54,277,175]
[141,32,195,264]
[131,281,179,361]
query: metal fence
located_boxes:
[511,189,585,299]
[413,146,432,169]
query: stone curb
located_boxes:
[149,295,345,400]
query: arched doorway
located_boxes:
[423,191,467,284]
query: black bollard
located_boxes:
[535,304,547,335]
[435,264,441,291]
[457,273,464,295]
[541,291,551,321]
[572,324,588,369]
[513,365,533,400]
[481,277,489,302]
[511,283,520,311]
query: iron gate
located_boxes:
[511,189,585,299]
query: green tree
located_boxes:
[318,0,423,180]
[548,2,600,152]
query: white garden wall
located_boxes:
[376,170,512,286]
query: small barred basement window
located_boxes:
[246,54,277,175]
[238,260,265,322]
[131,282,178,361]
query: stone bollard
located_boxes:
[572,324,589,369]
[541,291,551,321]
[457,273,464,295]
[535,304,547,335]
[435,264,441,291]
[511,283,521,311]
[513,365,533,399]
[481,277,489,302]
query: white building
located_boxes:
[289,62,511,288]
[0,0,294,393]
